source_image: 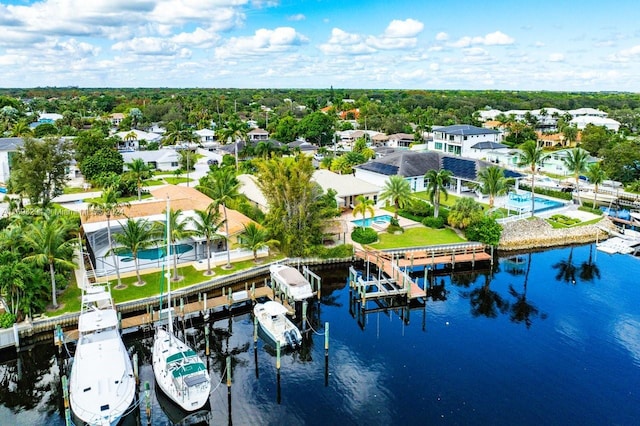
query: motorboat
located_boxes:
[69,284,135,426]
[152,197,211,412]
[269,264,314,302]
[254,301,302,349]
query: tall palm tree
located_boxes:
[425,169,453,218]
[198,168,240,269]
[585,163,607,209]
[561,125,579,147]
[352,195,375,226]
[475,166,512,208]
[190,206,224,276]
[380,175,412,221]
[87,187,129,288]
[239,223,279,262]
[112,218,157,286]
[125,157,152,201]
[10,120,33,137]
[517,140,549,217]
[22,216,76,309]
[218,120,248,171]
[158,208,194,281]
[563,148,590,206]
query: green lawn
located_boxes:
[48,253,286,316]
[369,227,465,249]
[164,177,193,185]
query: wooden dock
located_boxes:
[61,285,277,343]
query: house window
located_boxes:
[448,135,454,141]
[171,162,179,167]
[463,136,468,140]
[435,142,442,150]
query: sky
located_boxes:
[0,0,639,91]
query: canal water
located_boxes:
[1,244,640,425]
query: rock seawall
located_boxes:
[498,217,616,251]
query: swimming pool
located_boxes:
[351,214,392,227]
[506,193,564,213]
[118,243,193,260]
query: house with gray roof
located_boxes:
[355,150,522,196]
[121,148,180,172]
[429,124,500,157]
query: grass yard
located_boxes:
[164,177,193,185]
[48,253,286,316]
[369,227,465,249]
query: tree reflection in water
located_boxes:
[508,252,546,328]
[468,273,509,319]
[552,246,577,284]
[579,244,601,283]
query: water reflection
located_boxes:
[3,244,640,425]
[553,246,578,284]
[467,274,508,319]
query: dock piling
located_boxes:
[133,353,139,385]
[144,381,151,425]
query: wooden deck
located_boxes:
[353,251,426,299]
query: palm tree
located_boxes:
[425,169,453,218]
[198,168,240,269]
[561,125,579,147]
[158,208,194,281]
[163,120,196,147]
[125,158,152,201]
[475,166,512,208]
[239,223,279,262]
[517,140,549,217]
[352,195,375,226]
[190,206,224,276]
[380,175,412,221]
[562,148,590,206]
[468,274,509,318]
[585,162,607,209]
[87,187,129,288]
[112,218,157,286]
[218,120,248,171]
[10,120,33,137]
[22,216,76,309]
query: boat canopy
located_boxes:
[172,362,206,378]
[166,349,196,364]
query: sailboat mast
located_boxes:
[166,196,173,337]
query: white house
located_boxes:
[121,148,180,172]
[429,124,500,157]
[568,108,608,118]
[195,129,217,145]
[114,129,163,151]
[0,137,24,184]
[569,116,621,132]
[312,169,382,209]
[386,133,414,148]
[247,128,269,141]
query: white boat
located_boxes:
[152,197,211,412]
[269,264,314,302]
[254,301,302,349]
[69,284,135,426]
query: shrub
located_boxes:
[314,244,354,259]
[351,226,378,244]
[518,184,572,200]
[465,217,502,246]
[402,199,433,217]
[0,312,16,329]
[422,216,445,228]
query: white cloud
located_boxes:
[429,63,440,71]
[287,14,306,21]
[171,27,220,48]
[112,37,183,56]
[215,27,308,59]
[450,30,515,48]
[383,19,424,38]
[436,32,449,41]
[548,53,565,62]
[608,44,640,62]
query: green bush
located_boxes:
[386,224,404,234]
[351,226,378,244]
[578,205,603,216]
[400,199,433,217]
[314,244,354,259]
[465,217,502,246]
[518,184,572,200]
[0,312,16,329]
[422,216,445,228]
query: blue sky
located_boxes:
[0,0,639,90]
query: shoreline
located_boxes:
[498,216,615,251]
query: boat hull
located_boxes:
[254,301,302,349]
[152,328,211,412]
[69,287,135,426]
[269,264,314,302]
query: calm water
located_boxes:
[506,193,564,213]
[1,244,640,425]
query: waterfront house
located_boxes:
[355,150,523,196]
[81,185,255,277]
[121,149,181,172]
[428,124,500,157]
[114,129,163,151]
